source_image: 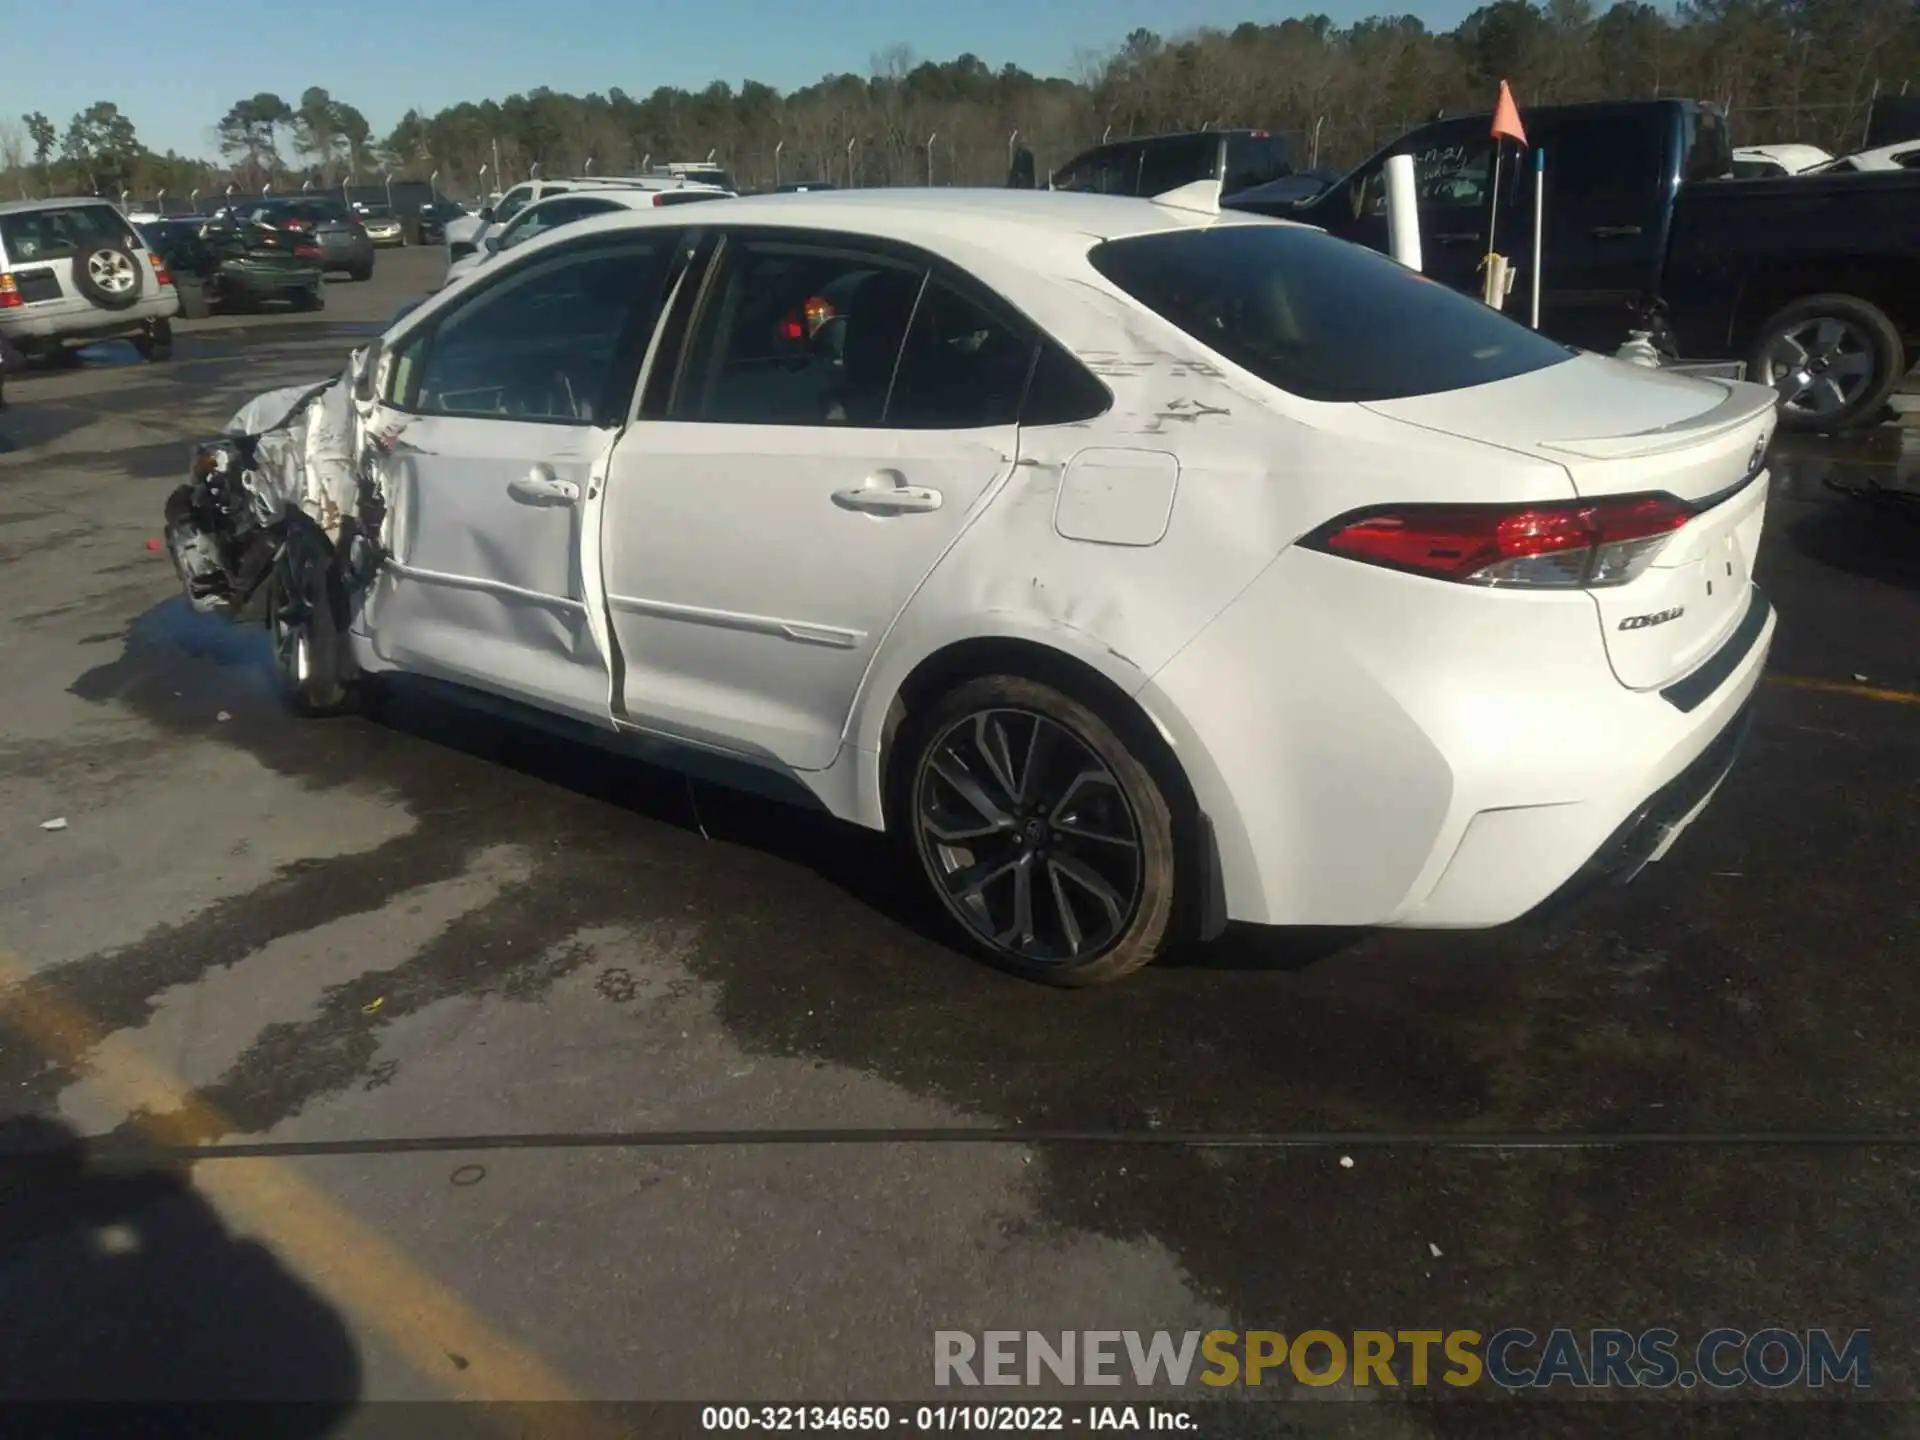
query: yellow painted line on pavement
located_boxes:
[1768,675,1920,707]
[0,944,614,1435]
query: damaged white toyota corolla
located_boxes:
[165,187,1780,985]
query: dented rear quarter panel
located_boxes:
[840,242,1574,833]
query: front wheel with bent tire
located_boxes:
[899,674,1181,986]
[267,559,358,717]
[1748,294,1904,434]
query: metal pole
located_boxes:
[429,169,440,202]
[774,139,784,188]
[1008,129,1019,172]
[156,187,166,215]
[1530,148,1545,330]
[492,136,502,189]
[1863,78,1881,150]
[302,176,314,192]
[1310,115,1325,170]
[385,171,394,210]
[926,132,937,186]
[1103,124,1112,145]
[584,156,594,174]
[846,135,856,188]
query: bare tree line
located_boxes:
[6,0,1916,204]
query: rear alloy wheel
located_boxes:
[1749,294,1904,434]
[350,263,373,282]
[904,675,1179,986]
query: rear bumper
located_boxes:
[1141,544,1777,930]
[1528,695,1755,917]
[317,240,374,270]
[0,293,179,342]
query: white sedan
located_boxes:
[174,188,1778,985]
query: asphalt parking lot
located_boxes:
[2,247,1918,1433]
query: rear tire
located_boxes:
[1748,293,1904,434]
[350,262,373,282]
[895,673,1181,986]
[296,287,324,312]
[131,319,173,363]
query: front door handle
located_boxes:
[507,466,579,506]
[1433,232,1482,245]
[1591,225,1643,239]
[832,471,944,515]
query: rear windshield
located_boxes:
[1088,224,1573,403]
[1,204,139,262]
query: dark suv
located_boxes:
[1048,130,1294,199]
[235,198,374,280]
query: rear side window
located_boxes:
[1090,224,1573,403]
[1136,136,1218,196]
[1222,134,1291,195]
[1545,116,1666,205]
[0,204,137,262]
[887,276,1034,429]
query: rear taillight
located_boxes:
[283,218,312,231]
[1305,495,1693,589]
[0,274,20,309]
[147,254,173,287]
[294,243,321,260]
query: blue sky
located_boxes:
[5,0,1486,160]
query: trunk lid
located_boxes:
[1363,354,1779,691]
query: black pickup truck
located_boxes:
[1232,100,1920,432]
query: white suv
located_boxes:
[0,198,182,362]
[442,176,731,264]
[439,183,733,288]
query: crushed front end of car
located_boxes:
[163,354,390,711]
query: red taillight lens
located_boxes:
[0,274,21,309]
[1307,495,1692,589]
[147,254,173,287]
[294,243,321,260]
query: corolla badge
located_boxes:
[1619,606,1686,631]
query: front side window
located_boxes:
[499,196,618,251]
[1090,223,1573,403]
[492,186,536,225]
[1359,124,1493,219]
[671,237,927,426]
[395,239,669,423]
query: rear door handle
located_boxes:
[832,472,944,515]
[1591,225,1644,239]
[507,466,579,505]
[1433,232,1482,245]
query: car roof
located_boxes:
[0,196,125,216]
[517,187,728,215]
[528,186,1287,263]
